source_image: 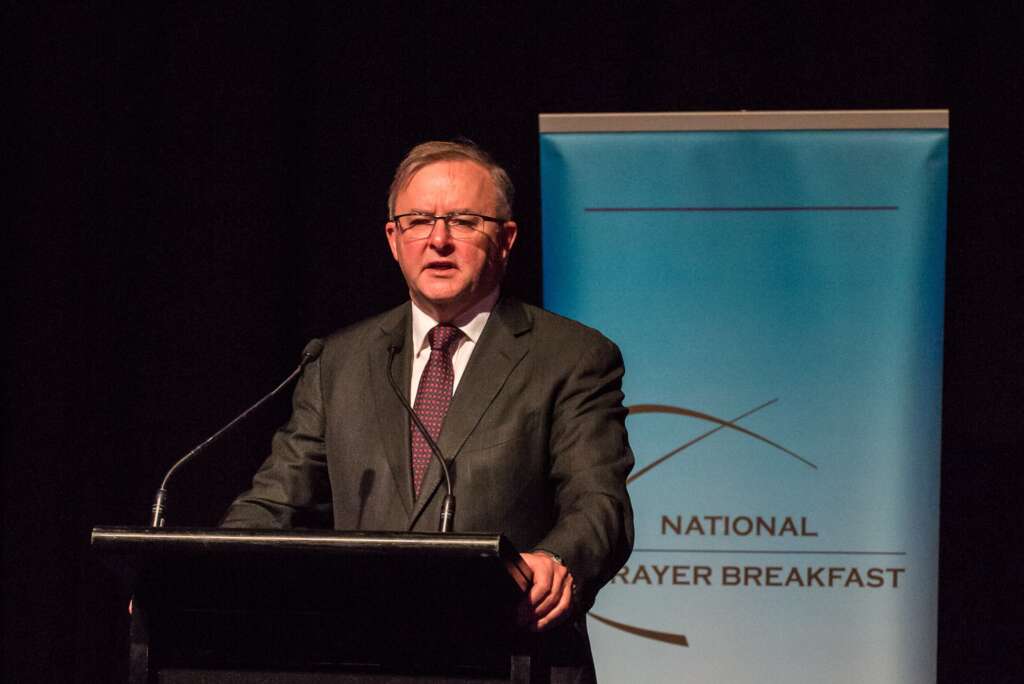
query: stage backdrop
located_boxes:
[540,111,948,683]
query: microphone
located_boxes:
[385,333,457,533]
[149,339,324,527]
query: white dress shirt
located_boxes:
[408,288,500,404]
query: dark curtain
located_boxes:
[5,3,1021,682]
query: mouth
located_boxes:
[423,261,457,272]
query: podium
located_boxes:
[92,527,535,683]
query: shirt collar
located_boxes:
[410,288,500,355]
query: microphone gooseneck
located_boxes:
[385,341,456,533]
[149,339,324,527]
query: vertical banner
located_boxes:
[540,111,948,683]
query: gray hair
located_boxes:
[387,140,514,219]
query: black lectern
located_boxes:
[92,527,534,683]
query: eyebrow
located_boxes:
[405,208,479,215]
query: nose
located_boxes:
[428,217,454,248]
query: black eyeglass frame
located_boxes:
[389,211,509,238]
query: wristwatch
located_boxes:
[533,549,565,565]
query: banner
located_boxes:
[540,111,948,683]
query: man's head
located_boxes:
[385,141,518,322]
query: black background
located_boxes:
[5,3,1022,682]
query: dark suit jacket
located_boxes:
[222,297,634,680]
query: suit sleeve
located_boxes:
[533,336,635,611]
[220,355,333,529]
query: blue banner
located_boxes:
[541,118,948,683]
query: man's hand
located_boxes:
[518,551,574,631]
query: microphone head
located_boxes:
[301,338,325,363]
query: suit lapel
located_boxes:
[409,298,533,528]
[369,305,414,519]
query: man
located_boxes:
[222,141,634,680]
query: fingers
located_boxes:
[518,552,575,632]
[532,561,568,615]
[535,575,573,631]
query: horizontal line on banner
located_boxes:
[585,206,899,212]
[633,549,907,556]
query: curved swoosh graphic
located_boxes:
[589,612,689,647]
[627,401,816,485]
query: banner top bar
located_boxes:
[539,110,949,133]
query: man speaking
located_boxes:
[222,141,634,680]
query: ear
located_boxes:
[499,220,518,261]
[385,220,400,261]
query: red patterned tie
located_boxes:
[411,324,462,497]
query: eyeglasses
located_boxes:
[391,212,506,240]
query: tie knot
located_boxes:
[428,324,462,353]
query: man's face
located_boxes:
[386,160,517,321]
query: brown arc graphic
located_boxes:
[628,401,817,483]
[591,399,815,647]
[589,612,689,647]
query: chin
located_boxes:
[416,288,462,309]
[419,281,470,303]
